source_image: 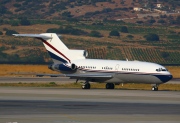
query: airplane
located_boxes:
[13,33,173,91]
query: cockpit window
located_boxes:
[156,68,167,72]
[162,69,167,71]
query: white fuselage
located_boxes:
[63,59,172,84]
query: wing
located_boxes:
[36,73,113,80]
[65,73,113,79]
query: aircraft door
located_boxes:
[115,64,120,72]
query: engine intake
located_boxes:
[83,50,88,57]
[71,63,77,70]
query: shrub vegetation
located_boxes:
[144,33,159,41]
[89,31,103,37]
[109,30,120,36]
[5,30,19,36]
[121,26,128,33]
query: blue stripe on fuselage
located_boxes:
[48,51,67,63]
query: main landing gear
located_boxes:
[81,81,115,89]
[106,83,115,89]
[151,84,159,91]
[82,81,90,89]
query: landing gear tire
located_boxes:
[82,83,90,89]
[152,86,158,91]
[106,83,115,89]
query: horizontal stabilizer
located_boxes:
[13,34,52,39]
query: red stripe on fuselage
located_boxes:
[36,38,71,63]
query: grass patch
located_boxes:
[49,82,57,85]
[0,83,179,91]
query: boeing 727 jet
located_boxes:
[13,33,173,91]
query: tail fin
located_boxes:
[13,33,71,63]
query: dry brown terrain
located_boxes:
[0,64,59,76]
[166,66,180,78]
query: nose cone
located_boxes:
[166,75,173,82]
[159,75,173,83]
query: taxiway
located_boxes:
[0,87,180,123]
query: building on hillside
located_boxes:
[134,7,142,11]
[156,3,163,8]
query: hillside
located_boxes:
[0,0,180,64]
[0,21,180,64]
[1,0,136,19]
[1,0,180,21]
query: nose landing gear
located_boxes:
[151,84,159,91]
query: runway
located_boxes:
[0,77,73,83]
[0,87,180,123]
[0,77,179,84]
